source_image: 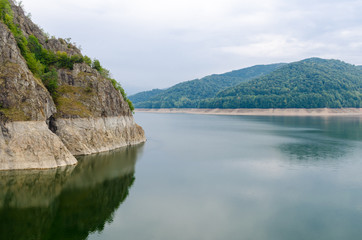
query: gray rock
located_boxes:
[55,116,146,156]
[0,121,77,170]
[0,22,56,121]
[10,0,81,56]
[56,63,132,118]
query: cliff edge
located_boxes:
[0,0,145,170]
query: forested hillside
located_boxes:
[129,89,164,104]
[199,58,362,108]
[130,63,285,108]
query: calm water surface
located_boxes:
[1,113,362,240]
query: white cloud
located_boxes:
[21,0,362,93]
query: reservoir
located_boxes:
[1,113,362,240]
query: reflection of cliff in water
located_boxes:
[0,144,143,240]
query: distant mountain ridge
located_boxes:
[203,58,362,108]
[129,89,164,104]
[131,58,362,109]
[130,63,285,108]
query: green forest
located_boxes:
[129,89,164,104]
[130,63,285,108]
[131,58,362,109]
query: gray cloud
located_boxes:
[21,0,362,94]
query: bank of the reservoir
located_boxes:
[135,108,362,116]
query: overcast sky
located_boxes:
[21,0,362,94]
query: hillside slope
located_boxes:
[200,58,362,108]
[129,89,164,105]
[130,63,285,108]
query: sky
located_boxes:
[20,0,362,94]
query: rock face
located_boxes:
[55,117,145,155]
[0,20,76,170]
[10,0,81,56]
[0,121,77,170]
[55,63,131,118]
[52,62,146,156]
[0,0,146,170]
[0,22,56,121]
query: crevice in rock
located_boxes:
[0,112,11,139]
[47,115,57,133]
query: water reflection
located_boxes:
[0,144,143,240]
[263,116,362,141]
[279,140,349,163]
[249,116,362,163]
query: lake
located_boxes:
[1,112,362,240]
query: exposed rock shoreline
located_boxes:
[0,121,77,170]
[0,117,145,171]
[56,116,145,156]
[136,108,362,116]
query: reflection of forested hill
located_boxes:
[263,116,362,142]
[252,116,362,162]
[0,145,143,240]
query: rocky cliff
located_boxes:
[52,56,145,156]
[0,22,55,121]
[0,0,145,170]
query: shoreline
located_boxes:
[135,108,362,117]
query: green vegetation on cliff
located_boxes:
[90,59,134,112]
[0,0,134,112]
[1,0,86,100]
[130,63,285,108]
